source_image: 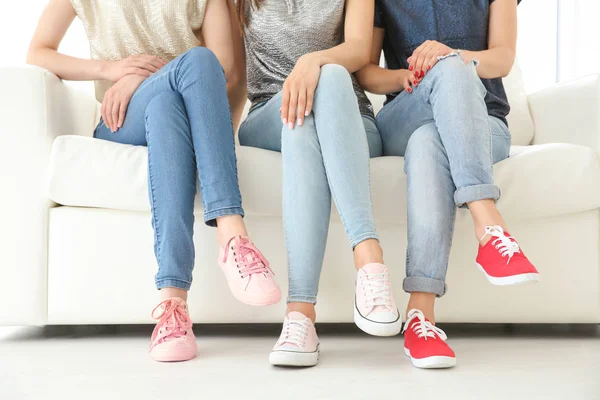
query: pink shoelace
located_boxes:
[149,298,192,350]
[223,236,274,279]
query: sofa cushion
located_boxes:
[48,135,600,223]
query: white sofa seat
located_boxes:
[48,136,600,223]
[2,64,600,325]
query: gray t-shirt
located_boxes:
[243,0,373,117]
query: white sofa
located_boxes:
[1,64,600,326]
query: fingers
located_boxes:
[409,41,440,79]
[100,99,107,131]
[305,88,314,118]
[403,76,413,94]
[124,55,167,76]
[424,46,443,72]
[286,86,298,130]
[407,41,427,72]
[118,96,130,129]
[131,60,159,73]
[415,44,435,77]
[411,71,421,87]
[125,67,152,77]
[111,99,120,132]
[280,85,291,125]
[103,96,114,132]
[138,55,167,70]
[296,88,307,126]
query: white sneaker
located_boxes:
[354,263,402,336]
[269,312,319,367]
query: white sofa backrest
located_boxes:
[504,62,535,145]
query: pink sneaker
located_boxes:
[354,263,402,336]
[218,236,281,306]
[270,312,320,367]
[149,298,197,362]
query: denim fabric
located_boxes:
[376,55,511,297]
[238,64,382,304]
[94,47,244,291]
[374,0,515,125]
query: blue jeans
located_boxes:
[94,47,244,291]
[375,55,511,297]
[238,64,382,304]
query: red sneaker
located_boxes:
[402,309,456,369]
[476,226,540,286]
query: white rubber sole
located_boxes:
[150,346,197,363]
[476,263,540,286]
[404,347,456,369]
[353,303,402,337]
[269,347,320,367]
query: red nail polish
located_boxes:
[428,65,432,71]
[407,87,412,93]
[420,71,425,77]
[409,66,413,71]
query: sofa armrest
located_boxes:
[529,74,600,153]
[0,66,96,325]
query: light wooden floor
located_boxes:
[1,324,599,400]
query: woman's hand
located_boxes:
[407,40,454,78]
[102,55,167,83]
[281,53,322,129]
[101,74,147,132]
[396,69,421,93]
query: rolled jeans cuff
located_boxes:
[403,276,447,298]
[350,232,379,250]
[454,184,501,208]
[287,295,317,305]
[156,278,192,291]
[204,206,245,227]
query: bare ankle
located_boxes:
[287,302,316,323]
[160,287,188,302]
[216,215,248,246]
[406,292,436,323]
[353,239,384,271]
[468,200,507,245]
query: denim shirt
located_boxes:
[374,0,518,125]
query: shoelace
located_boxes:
[480,225,521,264]
[224,236,274,279]
[361,272,394,310]
[277,319,310,349]
[149,298,192,350]
[402,309,448,341]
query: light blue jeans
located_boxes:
[94,47,244,291]
[376,55,511,297]
[239,64,382,304]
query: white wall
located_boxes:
[558,0,600,82]
[1,0,598,95]
[0,0,89,67]
[517,0,558,94]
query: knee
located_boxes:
[404,125,445,173]
[146,91,184,116]
[145,92,187,137]
[315,64,353,96]
[431,55,481,91]
[282,115,319,152]
[180,46,222,75]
